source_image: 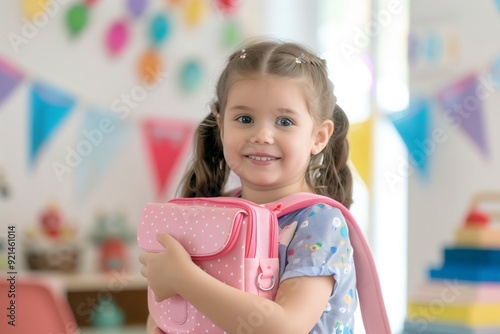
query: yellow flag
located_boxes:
[21,0,49,20]
[348,117,373,190]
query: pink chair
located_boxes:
[0,276,79,334]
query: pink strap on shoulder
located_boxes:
[268,192,391,334]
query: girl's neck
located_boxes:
[240,184,312,205]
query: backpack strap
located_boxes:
[267,192,391,334]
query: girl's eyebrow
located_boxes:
[226,105,253,113]
[275,107,301,117]
[227,105,300,116]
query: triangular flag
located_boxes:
[348,117,373,190]
[142,118,194,197]
[30,82,76,165]
[437,74,488,157]
[387,98,431,177]
[0,57,24,107]
[76,109,131,197]
[494,0,500,13]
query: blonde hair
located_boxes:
[179,39,353,208]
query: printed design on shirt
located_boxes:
[278,203,356,333]
[334,320,352,334]
[279,220,297,246]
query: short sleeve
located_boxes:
[280,203,354,285]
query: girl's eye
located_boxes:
[236,115,253,124]
[276,118,294,127]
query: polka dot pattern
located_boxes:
[137,198,280,333]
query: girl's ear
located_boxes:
[312,119,334,155]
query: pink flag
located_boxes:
[142,118,194,197]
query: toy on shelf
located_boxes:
[91,296,125,328]
[404,192,500,334]
[90,211,134,273]
[24,203,81,273]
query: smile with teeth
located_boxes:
[247,155,278,161]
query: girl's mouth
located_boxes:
[246,155,279,161]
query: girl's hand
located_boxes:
[139,233,194,302]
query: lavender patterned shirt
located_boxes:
[278,203,358,334]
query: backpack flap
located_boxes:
[137,202,247,259]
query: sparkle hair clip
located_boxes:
[295,53,306,64]
[239,49,247,59]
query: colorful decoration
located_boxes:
[75,109,131,197]
[348,117,373,189]
[142,118,194,197]
[138,49,163,85]
[0,57,24,107]
[90,212,134,273]
[21,0,49,20]
[105,20,130,55]
[30,82,76,166]
[126,0,149,17]
[184,0,207,27]
[149,13,171,46]
[222,21,240,47]
[437,74,489,157]
[179,59,203,93]
[215,0,242,15]
[66,3,89,36]
[494,0,500,13]
[387,98,431,177]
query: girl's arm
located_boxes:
[140,234,334,334]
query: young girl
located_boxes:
[139,39,357,333]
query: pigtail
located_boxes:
[308,105,353,208]
[178,104,229,198]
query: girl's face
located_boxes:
[219,75,333,202]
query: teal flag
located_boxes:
[387,98,431,177]
[30,82,76,166]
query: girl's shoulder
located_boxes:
[279,202,349,235]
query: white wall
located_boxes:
[0,0,269,273]
[408,0,500,295]
[0,0,323,274]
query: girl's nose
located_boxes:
[250,126,274,144]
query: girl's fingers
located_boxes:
[139,251,148,265]
[140,265,148,278]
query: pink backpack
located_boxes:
[137,192,391,333]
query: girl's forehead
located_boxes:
[227,75,309,101]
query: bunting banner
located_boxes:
[437,74,489,157]
[0,57,24,107]
[30,82,76,166]
[142,118,194,198]
[494,0,500,13]
[76,109,132,197]
[387,98,431,177]
[348,117,373,190]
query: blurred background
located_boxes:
[1,0,500,333]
